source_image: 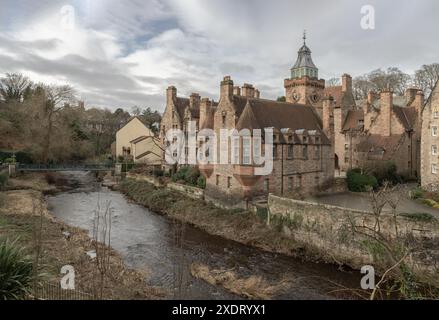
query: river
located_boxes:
[46,172,362,300]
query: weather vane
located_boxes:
[303,30,307,45]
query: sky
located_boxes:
[0,0,438,112]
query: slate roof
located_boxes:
[235,98,330,145]
[357,134,405,160]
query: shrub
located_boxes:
[197,176,206,189]
[400,213,436,222]
[346,169,378,192]
[411,188,424,200]
[184,167,201,186]
[369,162,402,185]
[0,238,34,300]
[0,173,8,189]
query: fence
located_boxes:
[30,281,96,300]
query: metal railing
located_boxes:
[16,163,114,172]
[30,281,96,300]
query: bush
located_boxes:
[347,169,378,192]
[0,173,8,189]
[369,162,402,185]
[411,187,424,200]
[0,238,34,300]
[184,167,201,186]
[400,213,436,222]
[197,176,206,189]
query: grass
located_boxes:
[0,238,34,300]
[399,212,437,223]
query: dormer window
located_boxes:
[303,136,308,144]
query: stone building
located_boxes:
[334,88,422,177]
[198,76,333,207]
[421,81,439,190]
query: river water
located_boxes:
[47,172,362,300]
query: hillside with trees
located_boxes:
[0,73,161,164]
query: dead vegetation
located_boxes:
[190,263,290,300]
[0,187,165,300]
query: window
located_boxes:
[303,145,308,159]
[315,145,320,159]
[264,179,269,192]
[287,145,294,159]
[222,114,226,127]
[233,140,240,164]
[315,136,320,144]
[432,126,438,137]
[434,109,439,119]
[432,145,438,156]
[344,144,349,151]
[216,175,220,186]
[345,157,349,164]
[273,144,278,159]
[303,136,308,143]
[227,177,232,189]
[288,177,293,191]
[242,138,251,165]
[296,175,302,188]
[432,164,438,174]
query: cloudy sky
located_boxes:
[0,0,438,112]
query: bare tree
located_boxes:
[326,77,341,87]
[35,84,76,163]
[0,73,32,103]
[92,200,113,299]
[414,63,439,97]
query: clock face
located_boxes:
[292,91,301,102]
[308,92,321,105]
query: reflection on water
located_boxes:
[47,172,362,300]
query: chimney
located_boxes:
[254,89,260,99]
[380,89,393,136]
[342,74,352,93]
[233,86,241,96]
[322,96,335,139]
[167,86,177,104]
[199,98,212,129]
[413,90,424,118]
[220,76,234,100]
[241,83,255,98]
[367,91,379,104]
[190,93,201,108]
[405,88,418,106]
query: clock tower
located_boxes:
[284,32,325,118]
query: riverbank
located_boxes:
[117,178,439,299]
[117,178,328,262]
[0,173,164,300]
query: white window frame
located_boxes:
[432,145,438,156]
[432,164,438,174]
[432,126,438,137]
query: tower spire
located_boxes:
[303,30,306,45]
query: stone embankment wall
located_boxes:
[268,194,439,274]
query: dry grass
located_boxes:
[0,188,165,300]
[190,263,291,300]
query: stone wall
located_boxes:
[167,182,205,200]
[421,84,439,191]
[267,194,439,274]
[126,173,164,187]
